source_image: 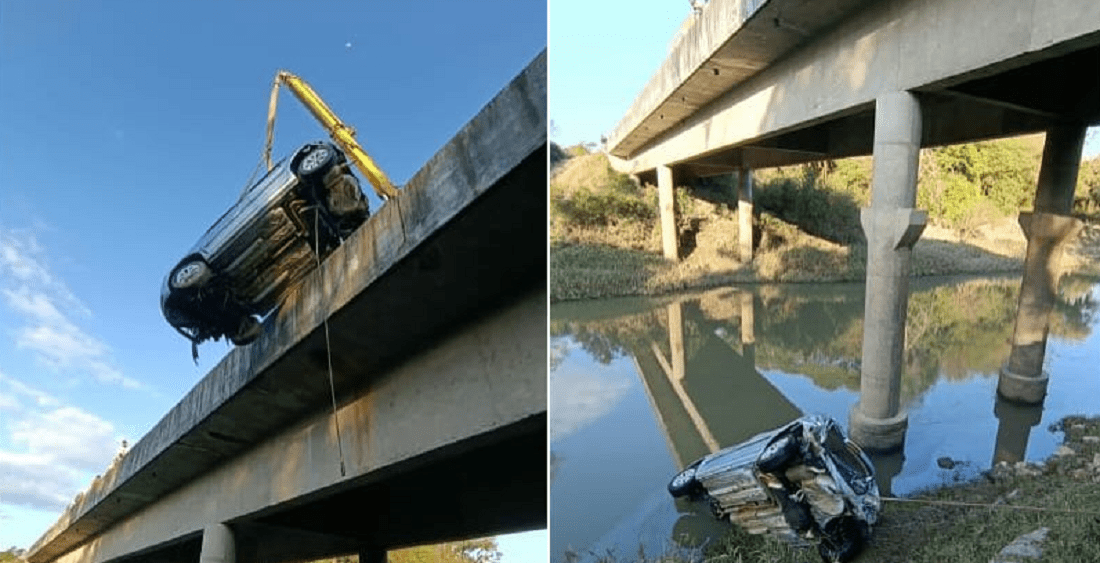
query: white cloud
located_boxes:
[0,228,143,390]
[0,230,142,515]
[550,365,632,441]
[0,370,60,408]
[0,399,122,512]
[2,287,66,323]
[0,449,88,512]
[0,233,50,283]
[17,324,107,366]
[11,407,116,472]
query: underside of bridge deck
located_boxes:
[636,40,1100,184]
[112,415,545,563]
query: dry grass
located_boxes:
[549,152,1099,302]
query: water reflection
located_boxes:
[550,276,1099,563]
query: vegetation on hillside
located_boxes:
[0,549,25,563]
[549,137,1099,301]
[311,538,501,563]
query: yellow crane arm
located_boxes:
[265,70,399,200]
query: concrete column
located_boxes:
[657,164,679,260]
[998,125,1086,404]
[739,291,755,346]
[864,449,904,498]
[740,291,755,364]
[850,91,927,452]
[992,394,1043,465]
[737,167,754,262]
[200,524,234,563]
[668,302,686,381]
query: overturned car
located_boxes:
[161,141,369,359]
[668,415,880,563]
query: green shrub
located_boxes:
[565,144,588,157]
[754,172,864,244]
[553,187,653,226]
[1075,157,1100,215]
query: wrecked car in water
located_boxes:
[161,141,369,358]
[668,415,880,562]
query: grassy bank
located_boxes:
[550,150,1099,303]
[580,417,1100,563]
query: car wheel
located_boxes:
[324,172,369,232]
[229,315,262,346]
[170,259,212,290]
[757,433,801,473]
[668,459,703,498]
[296,145,335,178]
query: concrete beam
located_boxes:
[608,0,875,157]
[610,0,1100,174]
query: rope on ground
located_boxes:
[315,207,347,477]
[882,496,1100,516]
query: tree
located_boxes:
[387,538,503,563]
[1075,157,1100,214]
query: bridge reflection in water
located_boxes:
[550,276,1099,562]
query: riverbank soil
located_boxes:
[550,151,1100,303]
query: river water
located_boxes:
[549,275,1100,562]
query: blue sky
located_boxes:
[548,0,1100,158]
[549,0,690,148]
[0,0,544,552]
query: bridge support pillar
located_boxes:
[200,524,235,563]
[738,166,754,262]
[657,164,679,260]
[992,394,1043,465]
[740,291,755,364]
[850,91,927,453]
[998,124,1085,404]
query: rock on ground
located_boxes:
[990,527,1049,563]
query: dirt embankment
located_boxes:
[550,152,1100,302]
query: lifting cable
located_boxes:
[315,207,347,477]
[881,496,1100,517]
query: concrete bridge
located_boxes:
[608,0,1099,451]
[27,51,547,563]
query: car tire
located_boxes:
[229,316,262,346]
[170,259,212,290]
[668,459,704,498]
[323,171,369,234]
[757,434,801,473]
[295,145,335,179]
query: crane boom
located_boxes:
[265,70,399,200]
